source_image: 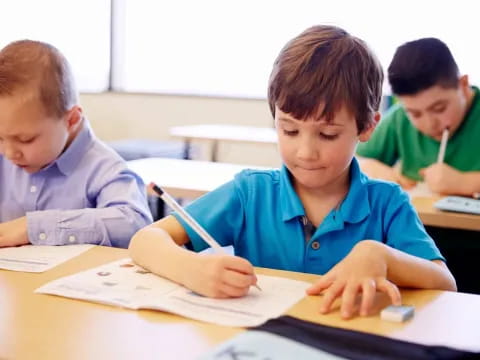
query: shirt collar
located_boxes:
[338,157,370,223]
[279,165,306,222]
[54,122,93,176]
[279,157,370,224]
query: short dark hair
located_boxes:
[388,38,459,95]
[0,40,78,118]
[268,25,383,133]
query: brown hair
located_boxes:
[268,25,383,133]
[0,40,78,118]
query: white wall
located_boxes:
[80,92,282,167]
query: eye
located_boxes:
[283,129,298,136]
[432,106,446,114]
[19,137,35,144]
[320,133,338,140]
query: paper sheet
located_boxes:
[0,244,94,272]
[36,258,310,327]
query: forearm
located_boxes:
[129,226,196,286]
[379,241,457,291]
[458,171,480,196]
[27,206,151,247]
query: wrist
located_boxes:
[177,250,203,287]
[460,173,480,196]
[355,239,390,265]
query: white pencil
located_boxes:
[437,127,449,164]
[150,182,261,291]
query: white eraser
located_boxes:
[380,305,415,322]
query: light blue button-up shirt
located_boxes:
[0,122,152,248]
[173,157,443,274]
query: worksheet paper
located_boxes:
[0,244,94,272]
[35,258,310,327]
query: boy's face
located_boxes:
[0,94,79,173]
[398,76,471,141]
[275,105,376,192]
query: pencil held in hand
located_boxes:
[437,127,449,163]
[149,182,261,291]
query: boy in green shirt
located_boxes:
[357,38,480,196]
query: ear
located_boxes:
[358,112,380,142]
[64,105,83,131]
[458,74,470,97]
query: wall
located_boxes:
[80,92,282,167]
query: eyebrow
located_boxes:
[277,116,344,127]
[426,100,448,111]
[406,99,448,113]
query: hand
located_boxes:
[360,159,416,189]
[0,216,30,247]
[419,163,463,194]
[183,254,258,298]
[306,240,401,319]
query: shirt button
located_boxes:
[30,185,37,193]
[311,241,320,250]
[39,233,47,241]
[68,235,76,243]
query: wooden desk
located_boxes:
[1,246,479,359]
[128,157,268,199]
[412,196,480,231]
[170,124,277,161]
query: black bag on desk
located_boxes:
[253,316,479,360]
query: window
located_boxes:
[0,0,111,92]
[115,0,480,97]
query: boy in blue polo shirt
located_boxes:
[129,25,456,318]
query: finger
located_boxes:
[340,282,361,319]
[224,256,255,275]
[307,273,335,295]
[377,279,402,306]
[221,268,256,288]
[219,281,250,298]
[319,281,345,314]
[418,168,426,177]
[359,279,376,316]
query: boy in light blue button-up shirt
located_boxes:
[130,25,456,318]
[0,40,152,248]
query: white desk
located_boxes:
[128,157,268,199]
[170,124,277,161]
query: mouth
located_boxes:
[296,166,325,171]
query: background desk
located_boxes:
[170,124,277,161]
[128,157,480,231]
[1,246,479,359]
[128,157,268,199]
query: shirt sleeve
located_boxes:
[27,166,152,248]
[382,186,445,262]
[356,106,400,166]
[172,175,245,252]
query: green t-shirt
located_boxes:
[357,87,480,181]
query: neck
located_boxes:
[63,117,85,153]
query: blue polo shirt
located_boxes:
[173,157,443,275]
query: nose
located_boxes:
[296,136,319,161]
[3,143,22,161]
